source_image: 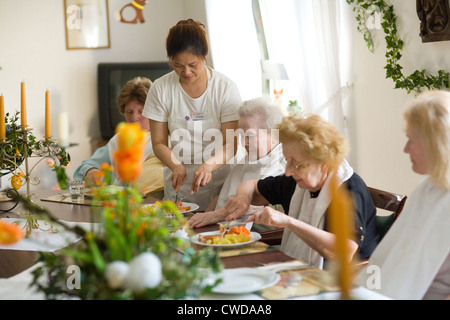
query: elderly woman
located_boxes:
[225,113,379,269]
[358,91,450,300]
[188,97,286,228]
[74,77,164,196]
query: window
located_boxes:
[206,0,352,133]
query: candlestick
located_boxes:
[329,172,354,299]
[0,94,5,139]
[57,112,69,147]
[45,90,51,138]
[21,82,27,127]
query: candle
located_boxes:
[0,94,5,139]
[45,90,51,138]
[21,82,27,127]
[328,172,354,299]
[58,112,69,147]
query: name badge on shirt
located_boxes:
[191,112,207,121]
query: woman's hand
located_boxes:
[247,206,289,228]
[224,195,251,220]
[171,164,187,193]
[188,208,228,228]
[190,163,213,193]
[85,168,103,187]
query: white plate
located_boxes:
[190,231,261,248]
[142,202,199,214]
[213,268,280,294]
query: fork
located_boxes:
[174,194,189,204]
[220,220,239,236]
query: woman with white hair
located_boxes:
[358,90,450,300]
[188,97,286,228]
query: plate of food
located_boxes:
[142,201,199,214]
[191,226,261,248]
[212,268,280,294]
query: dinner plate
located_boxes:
[190,231,261,248]
[212,268,280,294]
[142,202,199,214]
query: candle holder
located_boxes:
[0,120,70,236]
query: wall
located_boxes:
[348,1,450,196]
[0,0,203,189]
[2,0,448,197]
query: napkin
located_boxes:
[256,260,310,273]
[0,218,96,252]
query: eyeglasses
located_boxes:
[281,157,310,171]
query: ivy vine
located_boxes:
[346,0,450,93]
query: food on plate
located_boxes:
[153,200,191,213]
[219,225,251,237]
[198,225,251,245]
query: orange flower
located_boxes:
[100,163,113,172]
[114,122,146,183]
[0,220,24,244]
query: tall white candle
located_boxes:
[57,112,69,147]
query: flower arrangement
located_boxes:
[25,122,222,299]
[0,111,71,189]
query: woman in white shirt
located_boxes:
[143,19,241,210]
[358,90,450,300]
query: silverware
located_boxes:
[220,220,240,236]
[175,194,189,204]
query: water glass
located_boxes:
[68,180,85,202]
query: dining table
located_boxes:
[0,189,388,300]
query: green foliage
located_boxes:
[0,111,40,174]
[0,111,71,184]
[347,0,450,93]
[29,186,222,300]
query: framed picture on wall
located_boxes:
[64,0,111,50]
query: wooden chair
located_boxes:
[368,187,407,240]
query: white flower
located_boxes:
[105,261,129,289]
[124,252,162,292]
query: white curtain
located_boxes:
[259,0,352,134]
[205,0,352,134]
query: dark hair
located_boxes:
[166,19,209,59]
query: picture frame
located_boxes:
[64,0,111,50]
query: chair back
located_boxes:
[368,187,407,241]
[368,187,407,220]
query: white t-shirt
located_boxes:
[142,68,241,210]
[143,69,241,124]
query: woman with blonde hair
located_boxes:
[358,90,450,300]
[224,113,378,268]
[74,77,164,196]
